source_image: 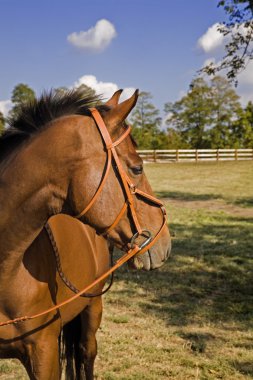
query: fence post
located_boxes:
[176,150,179,162]
[235,149,238,161]
[154,150,157,162]
[216,149,219,161]
[195,149,198,162]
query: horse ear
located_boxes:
[105,89,123,108]
[104,90,139,129]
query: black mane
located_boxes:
[0,88,107,161]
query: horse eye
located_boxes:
[131,165,143,175]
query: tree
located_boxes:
[53,86,69,96]
[10,83,35,118]
[164,76,243,148]
[165,78,213,148]
[231,100,253,147]
[54,84,97,98]
[76,84,97,98]
[46,84,98,104]
[208,76,242,147]
[166,128,189,149]
[0,112,4,134]
[130,91,167,149]
[201,1,253,83]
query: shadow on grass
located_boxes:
[233,340,253,350]
[156,191,253,210]
[112,213,253,329]
[155,190,221,202]
[234,197,253,208]
[176,332,215,353]
[232,361,253,377]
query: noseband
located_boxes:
[75,108,167,253]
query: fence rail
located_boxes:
[137,149,253,162]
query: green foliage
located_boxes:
[201,1,253,82]
[9,83,36,119]
[165,76,252,149]
[166,128,188,149]
[0,111,5,134]
[231,100,253,147]
[218,0,253,24]
[11,83,35,105]
[165,78,213,148]
[54,84,101,105]
[76,84,97,98]
[208,76,242,148]
[53,86,69,95]
[130,91,167,149]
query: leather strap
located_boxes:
[75,149,112,218]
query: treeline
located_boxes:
[1,77,253,149]
[131,76,253,149]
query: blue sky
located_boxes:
[0,0,252,116]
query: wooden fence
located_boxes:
[137,149,253,162]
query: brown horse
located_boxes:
[0,89,171,379]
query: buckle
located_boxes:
[130,230,152,250]
[129,183,136,194]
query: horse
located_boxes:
[0,88,171,379]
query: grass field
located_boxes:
[0,161,253,379]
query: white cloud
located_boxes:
[67,19,117,52]
[0,100,12,117]
[198,22,249,55]
[74,74,135,101]
[238,90,253,106]
[236,61,253,105]
[197,22,253,107]
[199,57,253,106]
[197,23,225,53]
[202,57,216,68]
[238,60,253,85]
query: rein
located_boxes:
[0,109,167,328]
[45,223,115,298]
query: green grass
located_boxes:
[146,160,253,206]
[1,161,253,379]
[95,161,253,380]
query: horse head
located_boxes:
[68,90,171,270]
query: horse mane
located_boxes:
[0,88,108,161]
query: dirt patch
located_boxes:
[164,198,253,218]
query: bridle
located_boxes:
[0,108,168,327]
[75,108,168,251]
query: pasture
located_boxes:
[0,161,253,379]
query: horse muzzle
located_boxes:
[130,242,171,271]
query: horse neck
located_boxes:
[0,118,84,270]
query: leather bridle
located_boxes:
[75,108,168,251]
[0,108,168,327]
